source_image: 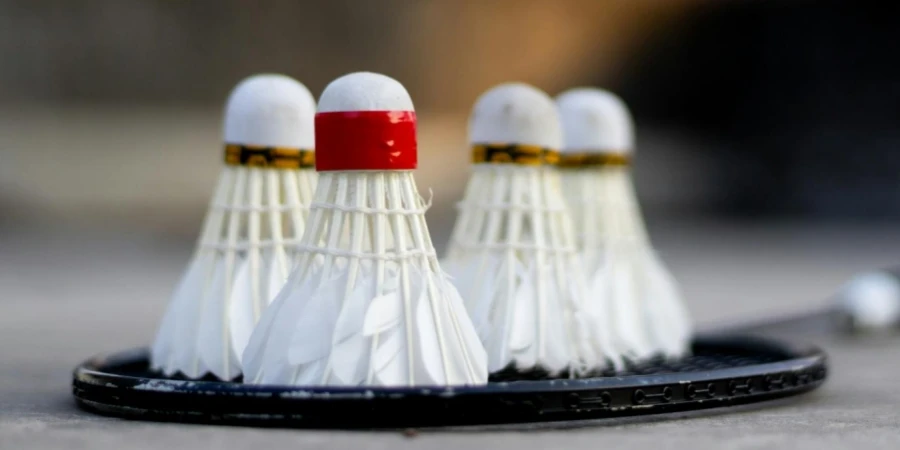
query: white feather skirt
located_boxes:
[150,165,317,380]
[443,165,621,376]
[242,172,488,387]
[561,167,692,360]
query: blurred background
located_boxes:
[2,0,900,336]
[4,0,900,440]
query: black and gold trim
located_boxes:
[472,143,560,166]
[557,152,630,168]
[224,144,315,169]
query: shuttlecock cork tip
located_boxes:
[315,72,417,171]
[223,74,316,149]
[469,82,562,150]
[556,88,634,154]
[838,271,900,330]
[318,72,414,113]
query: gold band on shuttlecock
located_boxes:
[471,143,560,166]
[557,152,630,168]
[224,144,315,169]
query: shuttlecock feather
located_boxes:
[556,88,692,360]
[150,74,317,380]
[242,72,487,387]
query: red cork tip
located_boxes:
[315,110,417,171]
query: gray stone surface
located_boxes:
[2,222,900,448]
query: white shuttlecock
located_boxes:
[837,271,900,331]
[242,72,488,387]
[151,74,318,380]
[443,83,619,377]
[556,87,692,360]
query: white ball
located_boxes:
[468,83,562,150]
[555,88,634,154]
[837,271,900,330]
[223,74,316,148]
[317,72,414,113]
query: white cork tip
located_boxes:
[223,74,316,148]
[838,272,900,330]
[468,83,562,150]
[317,72,414,113]
[556,88,634,154]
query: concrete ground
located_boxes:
[2,221,900,449]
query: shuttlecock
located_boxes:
[555,88,692,360]
[836,271,900,331]
[150,74,317,380]
[443,83,619,377]
[242,72,488,387]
